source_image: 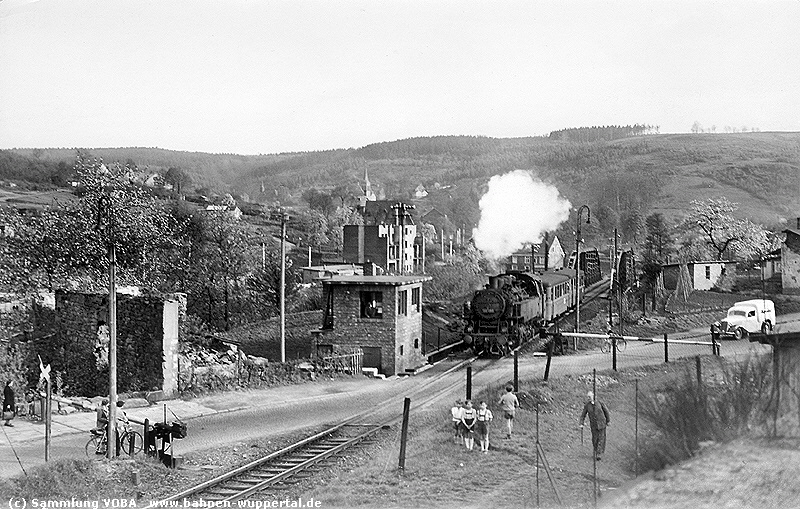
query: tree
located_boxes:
[0,156,183,293]
[326,206,364,254]
[643,213,672,261]
[185,208,252,331]
[691,121,702,134]
[682,198,770,261]
[164,167,191,195]
[302,189,335,217]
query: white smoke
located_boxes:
[472,170,572,259]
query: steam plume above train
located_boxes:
[472,170,571,259]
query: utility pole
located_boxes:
[575,205,591,333]
[98,195,117,460]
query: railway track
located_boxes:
[160,420,387,502]
[156,355,491,503]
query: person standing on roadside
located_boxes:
[475,401,493,453]
[3,380,15,427]
[498,385,519,439]
[450,399,463,444]
[460,400,477,451]
[579,390,611,461]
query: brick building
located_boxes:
[312,275,432,376]
[342,224,418,274]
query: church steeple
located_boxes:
[364,168,376,201]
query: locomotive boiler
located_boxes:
[463,269,582,356]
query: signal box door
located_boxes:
[362,347,382,373]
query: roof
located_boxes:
[662,260,736,268]
[323,275,433,286]
[784,228,800,238]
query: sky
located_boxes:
[1,0,799,155]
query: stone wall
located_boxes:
[36,291,183,397]
[220,310,321,360]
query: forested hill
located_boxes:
[227,132,800,235]
[3,132,800,243]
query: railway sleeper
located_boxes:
[220,481,265,491]
[203,488,242,497]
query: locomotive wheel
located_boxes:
[600,340,611,354]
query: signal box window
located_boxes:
[411,287,421,312]
[398,290,408,316]
[705,266,711,280]
[361,291,383,319]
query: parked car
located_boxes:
[711,299,775,340]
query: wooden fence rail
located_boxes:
[320,349,363,374]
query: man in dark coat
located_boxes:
[579,390,610,460]
[3,380,15,427]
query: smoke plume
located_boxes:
[472,170,571,259]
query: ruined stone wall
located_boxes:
[38,291,182,397]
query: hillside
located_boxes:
[3,132,800,243]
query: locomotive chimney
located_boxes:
[543,233,549,271]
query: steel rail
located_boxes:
[159,417,360,502]
[219,424,385,502]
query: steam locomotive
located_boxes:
[462,268,584,356]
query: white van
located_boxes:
[711,299,776,340]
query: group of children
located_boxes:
[449,385,520,453]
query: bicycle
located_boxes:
[600,334,627,354]
[85,425,144,458]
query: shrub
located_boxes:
[634,355,773,471]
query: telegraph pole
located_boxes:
[280,211,287,363]
[98,195,117,459]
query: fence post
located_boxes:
[634,379,639,477]
[612,336,617,372]
[398,397,411,472]
[437,328,441,351]
[544,338,554,381]
[514,350,519,392]
[143,419,151,457]
[466,366,472,401]
[664,333,669,363]
[696,356,702,386]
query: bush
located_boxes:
[633,355,773,471]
